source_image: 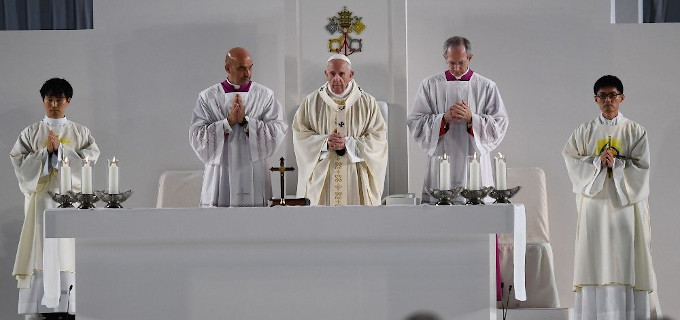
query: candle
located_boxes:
[108,157,119,194]
[468,152,481,190]
[82,157,93,194]
[60,157,71,193]
[495,152,507,190]
[439,154,451,190]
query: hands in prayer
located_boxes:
[47,130,60,154]
[227,94,246,125]
[444,101,472,124]
[328,131,346,151]
[600,148,615,168]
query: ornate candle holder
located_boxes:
[425,186,463,206]
[47,190,76,208]
[95,190,133,208]
[489,186,521,204]
[73,192,99,209]
[460,186,494,205]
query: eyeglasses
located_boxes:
[595,92,622,100]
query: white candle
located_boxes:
[82,158,93,194]
[439,154,451,190]
[108,157,119,194]
[60,157,72,193]
[495,153,507,190]
[468,153,481,190]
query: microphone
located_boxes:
[500,282,507,320]
[67,285,74,315]
[503,285,513,320]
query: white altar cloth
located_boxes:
[45,204,525,320]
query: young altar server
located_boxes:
[10,78,100,320]
[563,75,661,319]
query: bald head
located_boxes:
[225,47,253,85]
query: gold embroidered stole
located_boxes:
[331,97,348,206]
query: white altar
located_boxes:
[44,205,526,320]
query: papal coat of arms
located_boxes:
[326,6,365,56]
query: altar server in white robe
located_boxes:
[190,47,288,207]
[563,75,661,320]
[407,36,508,204]
[10,78,100,319]
[292,54,387,206]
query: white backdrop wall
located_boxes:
[1,0,679,318]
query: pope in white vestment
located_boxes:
[293,54,388,206]
[563,75,660,320]
[190,47,287,207]
[10,78,100,316]
[408,37,508,203]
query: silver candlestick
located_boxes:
[47,191,76,208]
[95,190,133,208]
[73,192,99,209]
[460,186,494,205]
[425,186,463,206]
[489,186,521,204]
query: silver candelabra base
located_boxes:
[95,190,133,208]
[47,191,76,208]
[460,186,494,205]
[72,192,99,209]
[424,186,463,206]
[489,186,521,204]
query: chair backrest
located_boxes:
[498,167,551,244]
[156,171,203,208]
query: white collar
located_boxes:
[326,80,354,100]
[42,116,68,127]
[226,77,241,90]
[597,112,622,126]
[452,68,470,80]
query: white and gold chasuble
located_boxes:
[293,80,388,206]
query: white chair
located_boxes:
[498,167,560,308]
[377,101,389,197]
[156,170,203,208]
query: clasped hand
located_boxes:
[600,148,615,168]
[328,132,345,151]
[47,130,60,154]
[444,101,472,124]
[227,94,246,125]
